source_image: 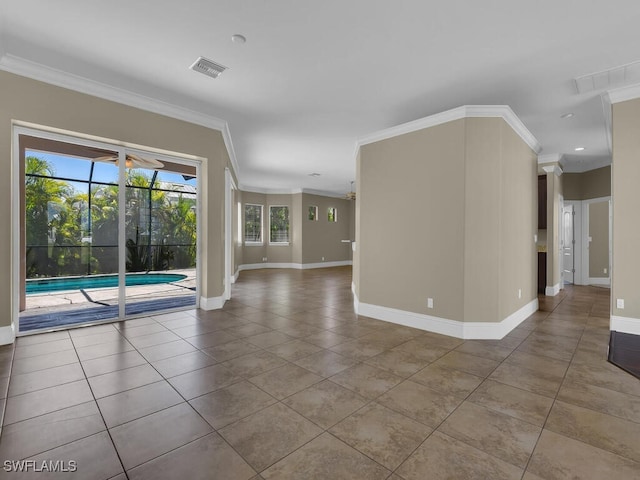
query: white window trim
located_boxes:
[328,207,338,222]
[244,203,264,245]
[308,205,318,221]
[269,205,290,245]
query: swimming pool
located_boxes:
[26,273,188,294]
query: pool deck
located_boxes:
[21,269,196,318]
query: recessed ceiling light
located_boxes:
[308,173,321,177]
[574,147,585,151]
[561,113,574,119]
[231,34,247,44]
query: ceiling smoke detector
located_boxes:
[190,56,227,79]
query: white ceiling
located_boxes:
[2,1,640,194]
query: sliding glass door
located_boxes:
[17,130,199,333]
[124,157,198,316]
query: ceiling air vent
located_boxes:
[574,60,640,94]
[190,56,227,79]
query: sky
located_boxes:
[26,150,197,192]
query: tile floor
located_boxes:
[0,267,638,479]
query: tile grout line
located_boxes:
[70,328,132,480]
[387,306,565,477]
[519,287,606,478]
[0,341,18,442]
[6,273,621,478]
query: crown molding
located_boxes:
[0,53,241,178]
[537,153,563,164]
[300,188,349,199]
[542,165,563,176]
[561,158,611,173]
[606,82,640,104]
[239,185,300,195]
[239,185,345,198]
[465,105,542,153]
[220,123,241,179]
[357,105,541,154]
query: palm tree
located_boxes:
[25,156,70,276]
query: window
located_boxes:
[328,207,337,222]
[308,205,318,221]
[244,204,263,244]
[270,205,290,243]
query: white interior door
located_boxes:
[562,204,575,284]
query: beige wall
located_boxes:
[463,118,501,322]
[349,199,356,242]
[0,70,233,331]
[357,117,537,324]
[583,166,611,199]
[354,151,361,297]
[498,121,538,319]
[563,166,611,200]
[562,173,580,200]
[359,119,466,321]
[291,193,303,264]
[612,98,640,319]
[463,118,537,321]
[589,200,610,278]
[301,193,352,264]
[239,191,352,267]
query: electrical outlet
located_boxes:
[427,298,433,309]
[604,267,607,274]
[321,256,325,261]
[518,288,522,299]
[617,299,625,309]
[262,257,267,262]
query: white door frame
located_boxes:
[224,168,237,301]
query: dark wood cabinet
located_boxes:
[538,175,547,229]
[538,252,547,294]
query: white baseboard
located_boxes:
[588,277,610,286]
[356,298,538,340]
[464,299,539,339]
[239,261,352,271]
[232,270,240,283]
[200,295,226,311]
[545,283,561,296]
[0,323,16,345]
[300,260,353,270]
[353,288,360,313]
[610,315,640,335]
[240,263,298,271]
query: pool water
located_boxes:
[26,273,188,294]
